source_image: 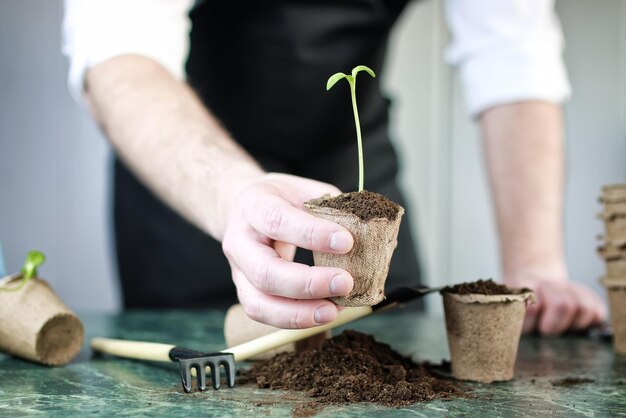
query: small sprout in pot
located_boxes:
[0,250,46,292]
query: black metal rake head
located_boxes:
[169,347,236,392]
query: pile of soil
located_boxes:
[316,191,400,221]
[241,330,465,410]
[551,377,595,387]
[442,279,514,295]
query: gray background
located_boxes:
[0,0,624,313]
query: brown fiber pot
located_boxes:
[607,259,626,276]
[600,212,626,237]
[601,184,626,202]
[0,275,84,366]
[304,196,404,307]
[603,202,626,217]
[597,243,626,276]
[442,290,535,383]
[600,277,626,355]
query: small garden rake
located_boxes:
[91,285,441,393]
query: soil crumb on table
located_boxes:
[316,191,400,221]
[551,377,596,387]
[442,279,514,295]
[241,330,465,412]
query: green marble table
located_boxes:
[0,310,624,417]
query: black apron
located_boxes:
[114,0,421,309]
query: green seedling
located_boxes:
[326,65,376,193]
[0,250,46,292]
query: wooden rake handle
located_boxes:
[227,306,372,361]
[91,306,373,362]
[90,338,175,362]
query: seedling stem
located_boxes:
[326,65,376,192]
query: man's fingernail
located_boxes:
[329,231,353,252]
[314,305,336,324]
[329,274,352,296]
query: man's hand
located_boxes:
[222,173,355,329]
[480,101,607,335]
[85,57,353,329]
[505,269,606,335]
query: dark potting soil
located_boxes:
[316,191,400,221]
[551,377,596,387]
[442,279,514,295]
[241,330,465,410]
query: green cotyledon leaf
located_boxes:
[351,65,376,80]
[326,72,351,91]
[22,250,45,279]
[0,250,46,292]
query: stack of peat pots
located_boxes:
[598,184,626,355]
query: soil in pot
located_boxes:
[442,279,514,295]
[240,330,467,414]
[315,191,401,221]
[441,279,534,383]
[305,191,404,307]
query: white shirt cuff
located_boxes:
[458,45,572,117]
[444,0,572,118]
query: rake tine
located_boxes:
[209,362,221,390]
[179,359,193,393]
[197,361,207,391]
[220,358,236,388]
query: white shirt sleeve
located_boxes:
[444,0,572,117]
[62,0,194,102]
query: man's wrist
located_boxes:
[503,260,569,285]
[208,166,265,240]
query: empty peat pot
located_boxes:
[601,183,626,202]
[600,276,626,355]
[0,275,84,366]
[600,184,626,237]
[442,288,535,383]
[602,214,626,237]
[598,243,626,276]
[304,192,404,307]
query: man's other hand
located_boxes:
[506,271,607,335]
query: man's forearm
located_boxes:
[480,101,566,279]
[85,55,263,240]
